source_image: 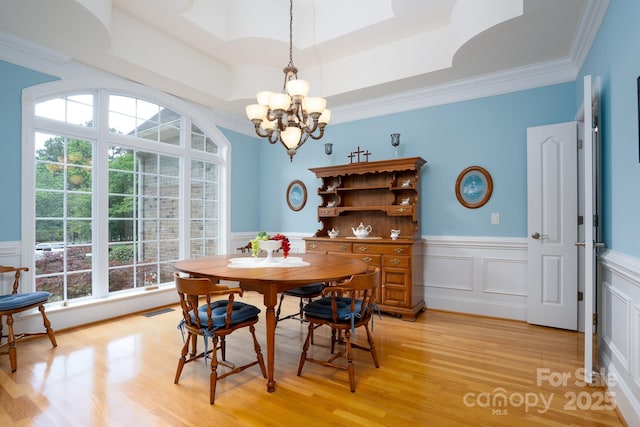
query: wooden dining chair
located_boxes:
[0,265,57,372]
[173,273,267,404]
[275,283,325,325]
[297,269,380,392]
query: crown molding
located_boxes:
[330,57,578,125]
[0,32,69,72]
[570,0,611,72]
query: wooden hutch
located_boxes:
[304,156,426,321]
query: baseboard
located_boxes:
[426,294,527,320]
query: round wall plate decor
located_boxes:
[286,180,307,211]
[455,166,493,209]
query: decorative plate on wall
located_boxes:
[286,180,307,211]
[455,166,493,209]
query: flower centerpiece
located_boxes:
[250,231,291,258]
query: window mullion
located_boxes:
[180,116,191,261]
[93,89,111,298]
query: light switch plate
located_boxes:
[491,212,500,225]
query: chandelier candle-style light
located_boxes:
[245,0,331,161]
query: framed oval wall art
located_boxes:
[455,166,493,209]
[286,180,307,211]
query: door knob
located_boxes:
[531,232,540,239]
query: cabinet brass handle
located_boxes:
[391,259,400,265]
[363,256,372,263]
[310,243,317,249]
[399,207,406,213]
[358,246,367,252]
[394,248,404,253]
[339,244,347,251]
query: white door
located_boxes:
[526,122,578,330]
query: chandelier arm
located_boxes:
[267,131,280,145]
[308,124,327,141]
[265,110,279,122]
[303,117,319,134]
[299,131,311,147]
[294,103,306,126]
[252,122,270,138]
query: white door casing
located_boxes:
[527,122,578,330]
[582,74,602,383]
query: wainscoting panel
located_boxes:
[424,255,474,291]
[602,281,631,372]
[483,257,528,296]
[421,236,528,320]
[599,250,640,426]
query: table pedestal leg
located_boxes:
[264,293,277,392]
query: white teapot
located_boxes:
[390,229,400,240]
[352,222,372,238]
[328,228,339,238]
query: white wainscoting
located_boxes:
[598,250,640,426]
[420,236,529,320]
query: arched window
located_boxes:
[23,82,230,304]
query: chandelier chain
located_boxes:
[288,0,294,68]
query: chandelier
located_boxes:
[245,0,331,161]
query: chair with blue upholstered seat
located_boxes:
[0,265,57,372]
[297,269,380,392]
[275,282,325,325]
[173,272,266,404]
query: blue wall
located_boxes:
[220,128,261,232]
[0,60,57,241]
[254,82,576,237]
[577,0,640,258]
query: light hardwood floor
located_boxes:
[0,292,626,426]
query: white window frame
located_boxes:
[21,78,231,305]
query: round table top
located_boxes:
[174,252,368,286]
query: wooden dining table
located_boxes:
[173,252,368,392]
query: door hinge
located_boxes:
[593,214,599,227]
[578,291,584,301]
[593,313,598,326]
[578,215,584,226]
